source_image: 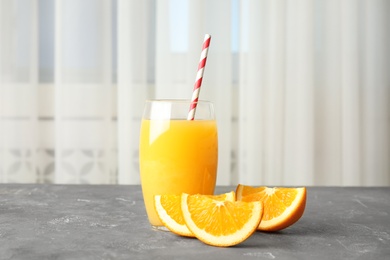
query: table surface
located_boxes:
[0,185,389,260]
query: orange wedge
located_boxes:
[236,185,306,232]
[181,193,263,247]
[154,191,235,237]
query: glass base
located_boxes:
[152,225,170,232]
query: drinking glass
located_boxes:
[139,99,218,229]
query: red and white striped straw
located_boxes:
[187,34,211,120]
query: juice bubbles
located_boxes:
[140,118,218,226]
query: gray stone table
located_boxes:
[0,184,389,260]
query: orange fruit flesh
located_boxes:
[236,185,306,231]
[182,193,263,247]
[187,197,258,236]
[154,192,236,237]
[159,194,186,225]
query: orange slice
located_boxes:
[236,185,306,232]
[181,193,263,247]
[154,191,235,237]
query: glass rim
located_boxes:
[143,99,215,120]
[144,99,213,104]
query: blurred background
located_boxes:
[0,0,389,186]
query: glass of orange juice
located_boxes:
[139,99,218,229]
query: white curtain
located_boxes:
[1,0,389,186]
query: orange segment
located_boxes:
[155,194,193,237]
[236,185,306,232]
[154,191,235,237]
[181,193,263,247]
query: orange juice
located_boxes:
[139,119,218,226]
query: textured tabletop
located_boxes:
[0,184,389,260]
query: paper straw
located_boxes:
[187,34,211,120]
